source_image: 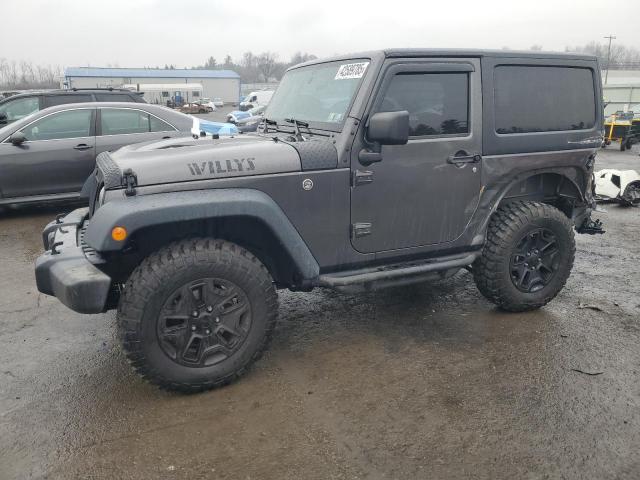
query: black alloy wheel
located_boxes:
[509,228,559,293]
[157,278,252,367]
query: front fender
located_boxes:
[85,188,320,280]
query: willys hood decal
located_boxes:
[107,135,302,187]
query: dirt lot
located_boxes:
[0,148,639,480]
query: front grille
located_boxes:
[78,221,103,263]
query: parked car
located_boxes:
[36,49,604,393]
[239,90,274,111]
[0,102,193,207]
[180,102,213,114]
[0,88,145,126]
[212,97,224,107]
[227,105,265,124]
[193,118,239,137]
[196,98,217,111]
[595,169,640,206]
[236,106,266,132]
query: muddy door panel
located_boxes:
[350,58,482,253]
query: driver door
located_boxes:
[350,58,482,253]
[0,108,96,198]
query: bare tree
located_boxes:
[256,52,278,82]
[567,42,640,69]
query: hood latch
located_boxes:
[122,168,138,196]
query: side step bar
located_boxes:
[315,252,479,288]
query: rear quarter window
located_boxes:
[44,94,92,107]
[95,93,137,102]
[494,66,596,134]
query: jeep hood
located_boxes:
[97,135,337,189]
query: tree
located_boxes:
[290,52,318,65]
[256,52,278,82]
[204,56,216,69]
[567,42,640,69]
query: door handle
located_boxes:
[162,136,171,139]
[73,144,92,151]
[447,151,481,165]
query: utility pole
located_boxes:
[604,35,616,85]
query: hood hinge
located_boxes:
[122,168,138,196]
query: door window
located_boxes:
[149,115,175,132]
[375,73,469,137]
[101,109,150,135]
[21,109,93,141]
[0,96,40,122]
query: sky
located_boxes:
[2,0,639,69]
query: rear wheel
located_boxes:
[473,201,575,312]
[118,238,277,393]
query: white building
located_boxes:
[602,70,640,115]
[62,67,241,105]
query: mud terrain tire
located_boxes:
[118,238,277,393]
[473,201,575,312]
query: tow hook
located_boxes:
[577,218,605,235]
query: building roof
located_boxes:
[64,67,240,79]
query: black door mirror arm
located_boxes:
[358,141,383,165]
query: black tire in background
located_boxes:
[118,238,278,393]
[473,201,575,312]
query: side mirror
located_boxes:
[9,131,26,146]
[367,111,410,145]
[0,112,7,125]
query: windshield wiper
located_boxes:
[262,117,277,134]
[284,118,311,141]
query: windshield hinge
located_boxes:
[122,168,138,196]
[352,169,374,187]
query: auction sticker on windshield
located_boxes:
[335,62,369,80]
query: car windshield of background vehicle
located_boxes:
[0,97,39,121]
[265,59,369,128]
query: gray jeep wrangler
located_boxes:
[35,49,604,392]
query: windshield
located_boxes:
[265,59,369,129]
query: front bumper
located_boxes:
[35,208,112,314]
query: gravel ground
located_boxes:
[0,148,638,480]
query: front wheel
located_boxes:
[473,201,575,312]
[118,238,278,393]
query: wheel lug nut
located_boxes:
[206,329,210,334]
[206,305,213,313]
[191,325,196,331]
[215,317,220,323]
[192,310,199,317]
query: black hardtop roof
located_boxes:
[290,48,597,70]
[382,48,596,61]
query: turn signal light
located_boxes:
[111,226,128,241]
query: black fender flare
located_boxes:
[470,167,587,246]
[85,188,320,281]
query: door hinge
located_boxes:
[352,169,374,187]
[351,222,372,238]
[122,168,138,196]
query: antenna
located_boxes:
[603,35,616,85]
